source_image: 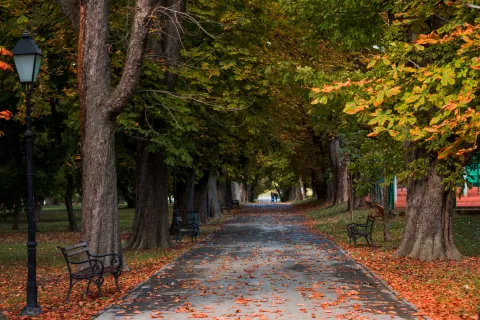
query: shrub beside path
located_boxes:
[97,204,420,319]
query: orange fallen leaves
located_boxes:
[0,231,205,320]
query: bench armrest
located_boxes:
[69,258,105,275]
[89,253,122,270]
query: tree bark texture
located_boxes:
[216,180,226,206]
[231,182,243,202]
[394,158,461,261]
[56,0,154,263]
[299,175,307,200]
[225,178,233,204]
[327,138,348,205]
[294,184,303,201]
[65,174,79,231]
[125,140,171,250]
[176,168,195,212]
[208,173,222,220]
[193,171,209,224]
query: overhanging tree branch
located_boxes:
[107,0,154,116]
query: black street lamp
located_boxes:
[12,30,42,317]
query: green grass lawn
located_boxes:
[0,203,201,267]
[306,202,480,256]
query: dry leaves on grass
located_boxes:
[350,248,480,320]
[0,240,199,320]
[299,204,480,320]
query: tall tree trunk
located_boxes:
[394,157,461,261]
[327,138,348,205]
[125,141,171,250]
[176,168,195,212]
[247,184,254,203]
[382,184,392,242]
[299,175,307,200]
[216,179,226,207]
[65,174,79,231]
[294,184,303,201]
[55,0,153,264]
[225,178,233,204]
[208,173,222,219]
[241,183,248,202]
[231,182,242,201]
[193,171,209,224]
[311,169,326,200]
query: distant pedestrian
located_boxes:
[271,192,275,202]
[273,193,279,202]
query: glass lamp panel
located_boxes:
[33,54,42,83]
[13,54,35,83]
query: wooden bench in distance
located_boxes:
[57,241,122,302]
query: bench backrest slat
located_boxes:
[185,211,199,226]
[64,242,88,251]
[65,247,89,257]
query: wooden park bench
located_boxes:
[171,210,200,242]
[57,242,122,302]
[231,200,240,208]
[346,215,375,247]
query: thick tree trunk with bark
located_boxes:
[208,173,222,219]
[65,174,79,231]
[82,115,123,257]
[176,168,195,212]
[394,158,461,261]
[193,172,209,224]
[125,140,171,250]
[327,138,348,205]
[56,0,153,265]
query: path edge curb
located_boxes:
[335,242,431,320]
[94,214,235,319]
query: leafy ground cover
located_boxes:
[303,201,480,320]
[0,206,230,319]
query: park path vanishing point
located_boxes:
[97,204,420,320]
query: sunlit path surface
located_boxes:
[97,204,419,319]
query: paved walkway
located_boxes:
[97,204,419,319]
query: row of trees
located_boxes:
[1,0,476,262]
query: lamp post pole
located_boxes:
[22,83,41,316]
[12,30,43,317]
